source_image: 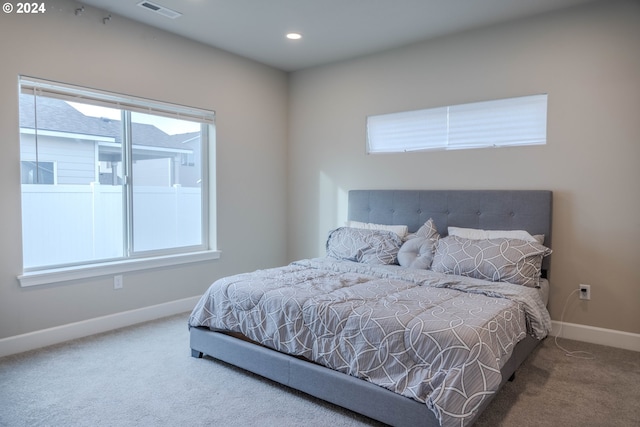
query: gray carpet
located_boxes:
[1,313,638,426]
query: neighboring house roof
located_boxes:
[19,94,198,150]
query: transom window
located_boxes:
[18,77,216,284]
[366,94,548,153]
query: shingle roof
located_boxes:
[19,94,197,150]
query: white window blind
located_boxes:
[20,76,215,125]
[366,94,547,153]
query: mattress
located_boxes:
[189,257,551,427]
[538,278,550,306]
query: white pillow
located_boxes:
[347,221,408,240]
[448,226,540,243]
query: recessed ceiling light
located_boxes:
[286,32,302,40]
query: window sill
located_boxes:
[17,250,221,287]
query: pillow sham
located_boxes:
[432,236,552,287]
[346,221,409,240]
[326,227,403,265]
[447,226,540,243]
[414,218,440,240]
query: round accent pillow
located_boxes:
[397,237,437,270]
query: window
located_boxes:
[21,161,56,184]
[18,77,217,285]
[366,94,548,153]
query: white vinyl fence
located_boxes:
[21,183,202,269]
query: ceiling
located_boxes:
[79,0,597,72]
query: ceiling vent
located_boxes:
[137,1,182,19]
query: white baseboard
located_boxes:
[551,321,640,352]
[0,296,201,358]
[3,304,637,358]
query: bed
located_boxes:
[189,190,553,427]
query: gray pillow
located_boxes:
[407,218,440,241]
[432,236,552,287]
[397,237,437,269]
[326,227,403,265]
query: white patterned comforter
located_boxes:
[189,258,551,427]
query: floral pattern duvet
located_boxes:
[189,258,551,427]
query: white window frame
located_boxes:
[17,76,219,287]
[366,94,548,153]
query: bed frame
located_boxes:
[190,190,553,426]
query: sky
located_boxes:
[67,102,201,135]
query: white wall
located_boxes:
[288,0,640,335]
[0,0,288,340]
[2,0,638,351]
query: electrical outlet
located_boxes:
[114,275,123,290]
[579,284,590,300]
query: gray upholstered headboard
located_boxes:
[348,190,552,275]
